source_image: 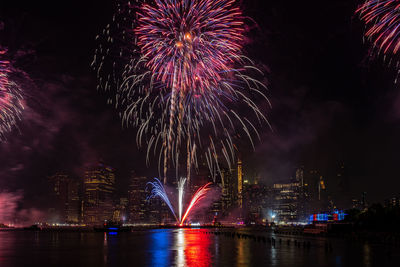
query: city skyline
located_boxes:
[2,1,400,266]
[1,0,400,217]
[27,159,385,226]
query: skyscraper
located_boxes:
[83,162,115,225]
[237,159,243,209]
[272,180,300,223]
[127,173,148,223]
[48,173,80,223]
[66,179,80,223]
[48,173,69,223]
[220,167,235,215]
[296,168,303,185]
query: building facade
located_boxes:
[48,173,80,223]
[127,174,148,223]
[83,163,115,225]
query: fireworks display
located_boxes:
[0,48,24,141]
[147,178,212,225]
[92,0,269,184]
[178,177,186,222]
[146,178,178,222]
[179,182,212,226]
[357,0,400,55]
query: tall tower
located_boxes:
[83,162,116,225]
[237,159,243,209]
[295,168,304,186]
[48,173,80,224]
[127,173,148,223]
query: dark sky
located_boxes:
[1,0,400,208]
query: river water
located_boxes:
[0,228,399,266]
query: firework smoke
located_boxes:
[0,191,44,226]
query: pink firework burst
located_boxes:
[357,0,400,55]
[0,48,23,141]
[135,0,244,93]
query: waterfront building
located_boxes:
[83,162,115,225]
[361,191,368,210]
[113,197,128,223]
[351,198,362,209]
[270,167,316,223]
[243,183,269,225]
[384,196,400,207]
[220,167,236,216]
[66,179,80,223]
[127,174,148,223]
[272,180,300,223]
[237,159,243,209]
[48,173,80,223]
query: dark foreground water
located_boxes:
[1,228,399,267]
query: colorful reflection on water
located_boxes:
[184,229,211,267]
[1,229,400,267]
[149,230,172,267]
[148,229,212,267]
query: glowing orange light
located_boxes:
[184,33,192,40]
[176,41,183,48]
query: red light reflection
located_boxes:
[184,229,211,267]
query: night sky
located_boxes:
[1,0,400,209]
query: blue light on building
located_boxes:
[309,210,346,222]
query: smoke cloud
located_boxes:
[0,191,44,226]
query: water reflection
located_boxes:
[148,229,213,267]
[237,238,250,267]
[175,229,186,267]
[363,243,372,267]
[184,229,211,267]
[149,230,171,267]
[0,232,15,265]
[0,230,399,267]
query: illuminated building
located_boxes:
[243,183,269,225]
[296,167,311,221]
[318,176,326,201]
[83,162,115,225]
[309,210,346,222]
[272,181,300,222]
[351,198,361,209]
[385,196,400,207]
[237,159,243,209]
[127,174,148,223]
[113,197,128,223]
[220,167,235,215]
[48,173,80,223]
[361,191,368,210]
[66,180,80,223]
[271,167,316,223]
[296,168,304,186]
[351,192,368,210]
